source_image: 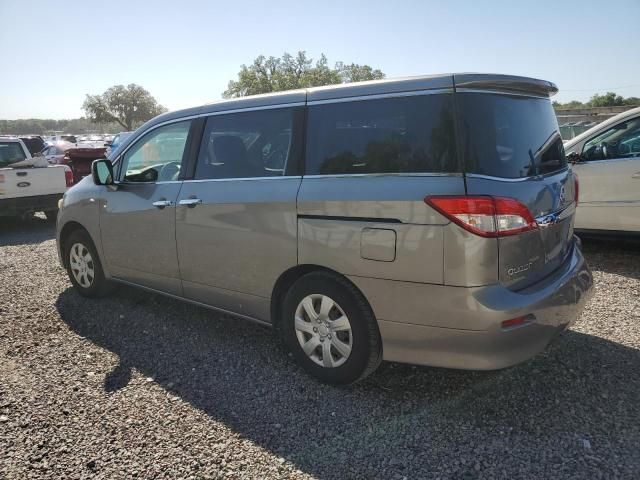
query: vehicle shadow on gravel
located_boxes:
[580,236,640,280]
[55,286,640,479]
[0,215,55,247]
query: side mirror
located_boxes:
[566,151,583,164]
[92,159,114,186]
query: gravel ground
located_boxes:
[1,215,639,479]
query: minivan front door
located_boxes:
[175,107,303,321]
[100,120,193,295]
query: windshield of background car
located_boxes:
[0,142,27,167]
[457,92,567,178]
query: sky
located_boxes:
[1,0,639,119]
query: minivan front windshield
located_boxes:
[457,93,566,179]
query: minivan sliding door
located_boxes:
[175,107,304,321]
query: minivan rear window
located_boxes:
[305,94,457,175]
[457,93,566,178]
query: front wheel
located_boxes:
[281,271,382,385]
[64,230,112,297]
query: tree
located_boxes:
[588,92,624,108]
[82,84,167,131]
[223,51,385,98]
[553,92,640,110]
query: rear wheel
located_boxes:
[281,271,382,384]
[64,230,112,297]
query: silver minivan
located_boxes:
[56,74,594,384]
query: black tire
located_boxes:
[63,229,112,298]
[280,271,382,385]
[44,210,58,222]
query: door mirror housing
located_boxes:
[92,158,114,185]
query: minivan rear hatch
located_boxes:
[454,75,577,290]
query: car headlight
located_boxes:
[58,197,64,210]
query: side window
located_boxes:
[120,120,191,182]
[0,142,27,167]
[582,117,640,161]
[195,108,296,180]
[305,94,457,175]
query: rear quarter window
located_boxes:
[305,93,458,175]
[457,93,566,178]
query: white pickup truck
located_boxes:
[0,137,73,221]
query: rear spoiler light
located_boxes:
[425,196,538,238]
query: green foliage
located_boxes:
[553,92,640,109]
[223,51,385,98]
[0,118,123,135]
[82,84,167,131]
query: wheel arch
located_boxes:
[270,264,374,329]
[58,221,96,268]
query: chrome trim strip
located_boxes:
[536,203,574,227]
[455,88,550,99]
[183,175,302,183]
[201,102,305,117]
[572,158,639,166]
[466,168,569,183]
[307,88,453,106]
[116,180,183,186]
[302,172,463,179]
[110,277,272,327]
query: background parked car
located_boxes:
[40,140,75,165]
[47,134,78,144]
[106,131,132,155]
[18,135,46,156]
[0,137,72,220]
[63,145,107,183]
[565,106,640,233]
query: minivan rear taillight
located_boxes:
[574,175,579,205]
[64,166,74,187]
[425,196,538,238]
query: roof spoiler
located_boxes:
[453,74,558,97]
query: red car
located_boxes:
[63,146,107,183]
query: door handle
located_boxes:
[178,198,202,207]
[632,172,640,179]
[152,199,173,209]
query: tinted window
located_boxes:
[0,142,27,167]
[582,117,640,161]
[20,137,45,155]
[458,93,566,178]
[305,94,457,175]
[120,120,191,182]
[195,108,297,180]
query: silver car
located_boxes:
[56,74,594,384]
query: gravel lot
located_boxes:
[1,215,639,479]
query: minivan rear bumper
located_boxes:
[348,237,594,370]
